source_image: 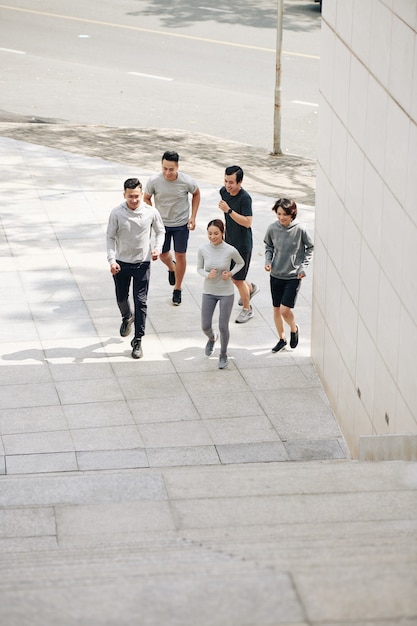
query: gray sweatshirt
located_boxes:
[197,241,244,296]
[264,219,314,279]
[106,201,165,265]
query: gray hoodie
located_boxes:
[264,219,314,279]
[106,201,165,265]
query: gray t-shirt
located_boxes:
[144,172,198,227]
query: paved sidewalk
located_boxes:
[0,127,344,475]
[0,127,416,625]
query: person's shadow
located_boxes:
[1,338,125,364]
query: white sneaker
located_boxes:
[235,307,254,324]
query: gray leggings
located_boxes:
[201,293,234,357]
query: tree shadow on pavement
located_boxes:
[0,124,316,205]
[127,0,320,32]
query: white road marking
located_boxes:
[128,71,173,81]
[0,47,26,54]
[198,7,233,12]
[292,100,319,107]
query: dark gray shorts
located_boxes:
[162,223,189,254]
[231,250,251,281]
[270,276,301,308]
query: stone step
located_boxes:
[0,540,258,588]
[0,459,416,625]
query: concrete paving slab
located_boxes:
[128,395,200,423]
[0,381,60,410]
[0,363,52,385]
[2,430,74,455]
[190,390,265,419]
[6,452,78,475]
[63,400,134,429]
[205,415,280,445]
[216,441,289,464]
[71,424,144,451]
[146,445,220,467]
[269,409,343,440]
[285,438,347,460]
[76,449,148,471]
[139,420,214,448]
[54,377,124,404]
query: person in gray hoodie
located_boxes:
[264,198,314,353]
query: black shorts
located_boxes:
[162,224,189,254]
[231,250,251,281]
[270,276,301,308]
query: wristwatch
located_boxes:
[227,208,233,215]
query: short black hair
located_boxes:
[124,178,142,190]
[225,165,244,183]
[162,151,179,163]
[272,198,297,220]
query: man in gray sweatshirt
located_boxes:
[107,178,165,359]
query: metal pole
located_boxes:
[272,0,284,155]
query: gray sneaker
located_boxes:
[235,307,254,324]
[205,333,218,356]
[218,355,228,369]
[238,283,260,307]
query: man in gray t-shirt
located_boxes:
[144,151,200,306]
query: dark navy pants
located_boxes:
[113,261,150,338]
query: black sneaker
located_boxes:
[131,337,143,359]
[168,260,176,286]
[272,338,287,353]
[290,325,299,349]
[172,289,182,306]
[120,316,134,337]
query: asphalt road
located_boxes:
[0,0,321,158]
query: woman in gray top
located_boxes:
[264,199,314,353]
[197,219,244,369]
